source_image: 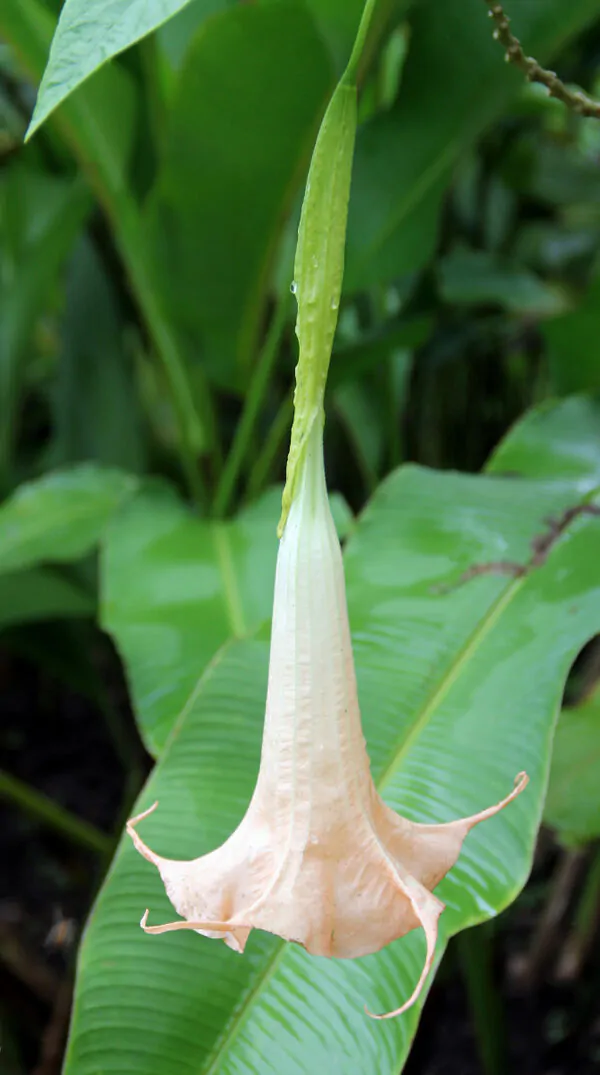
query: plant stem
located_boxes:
[0,768,113,856]
[344,0,379,84]
[246,391,294,502]
[213,294,290,517]
[456,925,507,1075]
[484,2,600,119]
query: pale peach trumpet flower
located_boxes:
[128,417,527,1019]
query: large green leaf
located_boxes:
[26,0,219,136]
[148,1,333,388]
[101,484,351,755]
[66,463,600,1074]
[0,465,137,574]
[544,686,600,846]
[345,0,600,291]
[487,396,600,492]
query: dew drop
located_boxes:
[290,280,298,295]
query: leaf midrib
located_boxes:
[211,523,247,638]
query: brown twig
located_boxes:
[484,2,600,119]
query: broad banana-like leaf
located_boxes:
[65,456,600,1074]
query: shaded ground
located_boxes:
[1,638,598,1075]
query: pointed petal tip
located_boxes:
[363,920,437,1021]
[126,801,164,867]
[365,877,441,1021]
[366,771,530,1020]
[139,908,242,936]
[514,771,529,792]
[127,800,159,829]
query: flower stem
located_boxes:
[344,0,379,84]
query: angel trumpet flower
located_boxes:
[128,416,527,1017]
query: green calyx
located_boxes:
[278,0,377,537]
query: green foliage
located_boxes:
[0,169,91,488]
[0,466,136,573]
[0,567,93,628]
[545,686,600,845]
[148,1,333,390]
[488,397,600,491]
[345,0,600,291]
[66,457,600,1074]
[2,0,600,1071]
[437,248,569,316]
[27,0,224,136]
[53,237,146,472]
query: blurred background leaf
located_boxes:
[0,465,136,572]
[545,685,600,847]
[146,1,333,392]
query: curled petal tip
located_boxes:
[126,802,163,867]
[502,770,529,807]
[127,800,159,831]
[364,998,415,1021]
[140,909,150,930]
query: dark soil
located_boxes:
[1,631,599,1075]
